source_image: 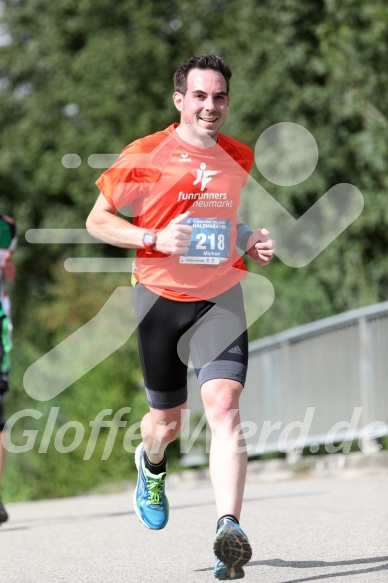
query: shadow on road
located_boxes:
[196,556,388,581]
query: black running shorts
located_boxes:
[133,283,248,410]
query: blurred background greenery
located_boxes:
[0,0,387,501]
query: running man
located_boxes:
[0,214,17,525]
[86,54,275,579]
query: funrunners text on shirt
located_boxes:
[177,191,232,207]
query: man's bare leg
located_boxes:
[140,402,187,464]
[201,378,251,579]
[133,401,186,530]
[201,379,247,519]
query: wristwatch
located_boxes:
[142,232,157,255]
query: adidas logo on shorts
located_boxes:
[228,345,244,356]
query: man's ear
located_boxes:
[173,91,183,112]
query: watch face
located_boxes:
[143,233,155,244]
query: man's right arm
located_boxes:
[86,193,147,249]
[86,193,193,254]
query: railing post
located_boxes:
[359,316,375,452]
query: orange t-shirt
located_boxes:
[96,124,254,301]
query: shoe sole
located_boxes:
[213,523,252,579]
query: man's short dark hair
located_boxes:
[173,54,232,95]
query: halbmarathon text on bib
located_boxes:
[180,217,232,265]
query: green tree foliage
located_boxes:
[0,0,387,499]
[216,0,388,336]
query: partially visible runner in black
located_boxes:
[0,214,17,525]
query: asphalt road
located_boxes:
[0,470,387,583]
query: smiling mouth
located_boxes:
[199,116,218,123]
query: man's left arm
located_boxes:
[236,213,275,266]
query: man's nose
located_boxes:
[204,97,216,110]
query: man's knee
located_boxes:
[201,379,243,429]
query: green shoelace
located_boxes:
[145,474,165,505]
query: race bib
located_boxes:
[180,218,232,265]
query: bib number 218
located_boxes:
[195,232,225,251]
[180,218,232,265]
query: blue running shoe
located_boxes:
[213,519,252,580]
[133,442,169,530]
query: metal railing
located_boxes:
[182,301,388,464]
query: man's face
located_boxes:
[173,68,230,140]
